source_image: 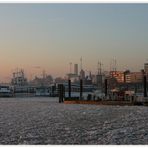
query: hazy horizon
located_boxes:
[0,3,148,82]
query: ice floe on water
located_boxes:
[0,97,148,144]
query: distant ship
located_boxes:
[0,85,14,97]
[62,83,98,99]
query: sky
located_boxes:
[0,3,148,82]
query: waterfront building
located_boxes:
[55,77,66,83]
[123,71,144,84]
[130,72,143,83]
[67,73,79,83]
[125,73,131,83]
[110,71,124,83]
[30,75,53,86]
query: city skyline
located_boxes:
[0,4,148,82]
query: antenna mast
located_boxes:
[111,58,117,72]
[114,59,117,72]
[80,56,82,70]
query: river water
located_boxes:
[0,97,147,144]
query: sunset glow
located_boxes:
[0,4,148,82]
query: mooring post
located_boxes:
[68,79,71,99]
[61,84,64,102]
[58,84,61,103]
[105,79,108,98]
[63,85,65,102]
[52,85,55,97]
[80,79,83,100]
[143,74,147,97]
[58,84,64,103]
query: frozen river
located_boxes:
[0,97,148,145]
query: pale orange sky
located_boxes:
[0,4,148,82]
